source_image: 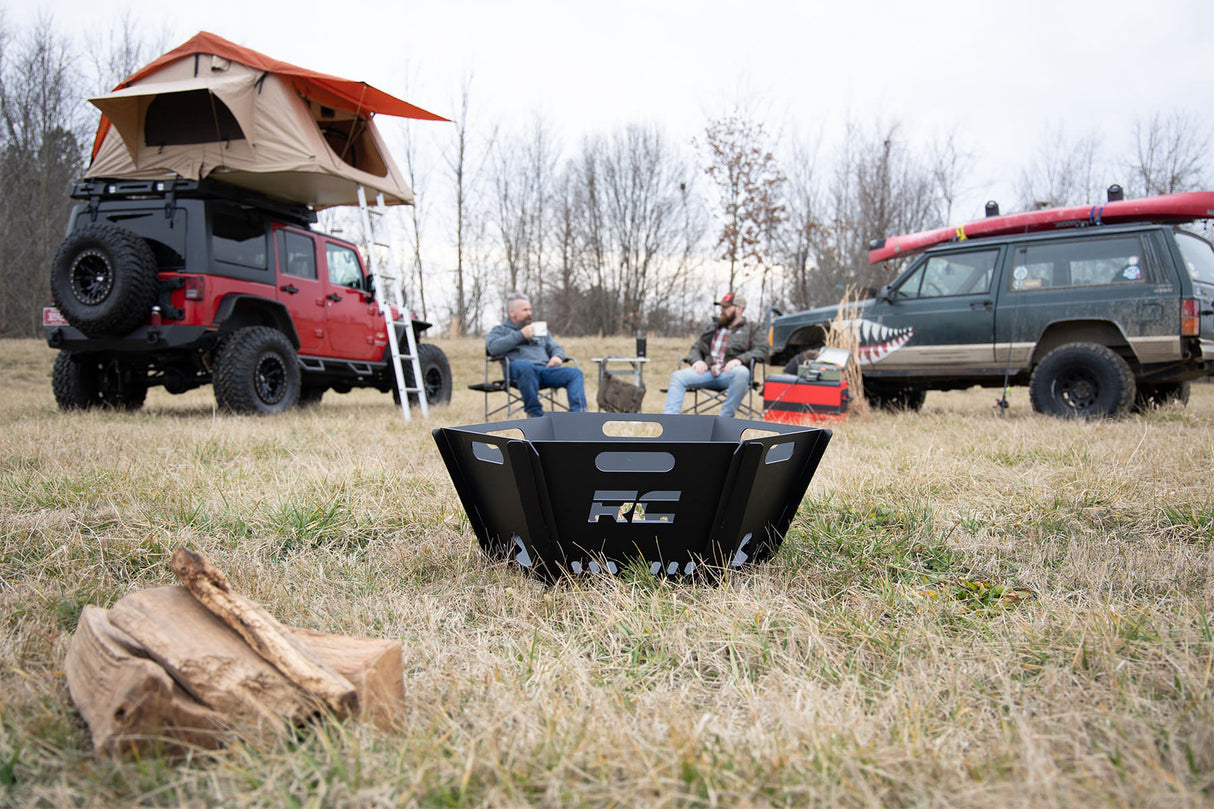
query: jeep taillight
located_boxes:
[183,276,205,301]
[1181,298,1201,336]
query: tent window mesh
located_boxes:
[145,90,245,146]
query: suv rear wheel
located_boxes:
[50,224,159,336]
[52,351,148,411]
[394,342,452,405]
[213,326,300,414]
[1029,343,1135,418]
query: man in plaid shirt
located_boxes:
[662,292,766,418]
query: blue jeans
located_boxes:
[663,365,751,417]
[509,361,587,417]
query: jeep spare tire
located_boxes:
[213,326,300,414]
[1029,342,1136,419]
[51,224,159,336]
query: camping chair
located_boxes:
[467,353,579,421]
[662,358,767,419]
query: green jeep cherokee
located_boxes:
[769,220,1214,417]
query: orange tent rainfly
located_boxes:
[87,31,447,208]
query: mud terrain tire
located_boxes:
[1029,343,1135,419]
[51,224,158,336]
[213,327,300,414]
[863,381,926,412]
[1133,381,1191,411]
[53,351,148,411]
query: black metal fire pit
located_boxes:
[432,413,831,580]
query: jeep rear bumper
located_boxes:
[45,324,214,353]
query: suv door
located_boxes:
[274,227,325,355]
[867,246,1002,371]
[995,231,1176,366]
[320,239,385,360]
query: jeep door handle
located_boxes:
[327,293,343,302]
[970,299,994,309]
[280,284,299,294]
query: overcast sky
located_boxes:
[21,0,1214,220]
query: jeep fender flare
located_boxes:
[776,322,831,365]
[1029,320,1134,369]
[212,294,300,349]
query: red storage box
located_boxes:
[762,374,849,423]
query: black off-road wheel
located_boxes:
[863,379,926,412]
[213,327,300,415]
[52,351,148,411]
[50,224,159,336]
[1133,381,1191,411]
[1029,343,1135,419]
[394,342,453,406]
[781,348,820,375]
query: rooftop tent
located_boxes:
[85,31,447,208]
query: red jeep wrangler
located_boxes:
[44,178,451,414]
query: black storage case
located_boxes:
[433,413,832,579]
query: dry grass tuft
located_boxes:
[826,286,870,414]
[1,337,1213,807]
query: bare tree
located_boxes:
[1130,111,1208,197]
[0,15,85,337]
[774,119,946,309]
[442,77,487,335]
[85,12,170,92]
[1015,124,1103,209]
[701,110,786,295]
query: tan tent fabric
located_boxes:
[85,35,444,208]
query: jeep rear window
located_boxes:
[1009,235,1150,291]
[211,204,266,270]
[1174,231,1214,285]
[277,230,317,280]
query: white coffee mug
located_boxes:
[532,321,548,337]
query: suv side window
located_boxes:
[277,230,317,280]
[211,203,267,270]
[1009,235,1150,292]
[896,249,997,299]
[325,243,364,289]
[1174,230,1214,284]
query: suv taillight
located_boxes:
[1181,299,1201,336]
[183,276,205,301]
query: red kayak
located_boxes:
[869,190,1214,264]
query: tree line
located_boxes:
[1,16,1208,338]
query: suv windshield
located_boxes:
[1174,230,1214,285]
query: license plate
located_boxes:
[42,306,69,327]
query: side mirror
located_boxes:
[877,284,894,304]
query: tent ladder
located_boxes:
[356,186,426,421]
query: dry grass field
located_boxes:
[1,335,1212,808]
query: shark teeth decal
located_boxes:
[837,319,914,365]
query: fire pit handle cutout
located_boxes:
[472,442,504,465]
[765,442,795,465]
[594,451,676,473]
[600,420,664,438]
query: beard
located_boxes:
[717,310,734,328]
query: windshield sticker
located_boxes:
[1121,265,1142,281]
[837,319,914,365]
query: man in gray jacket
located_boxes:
[486,292,587,418]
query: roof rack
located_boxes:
[72,177,318,227]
